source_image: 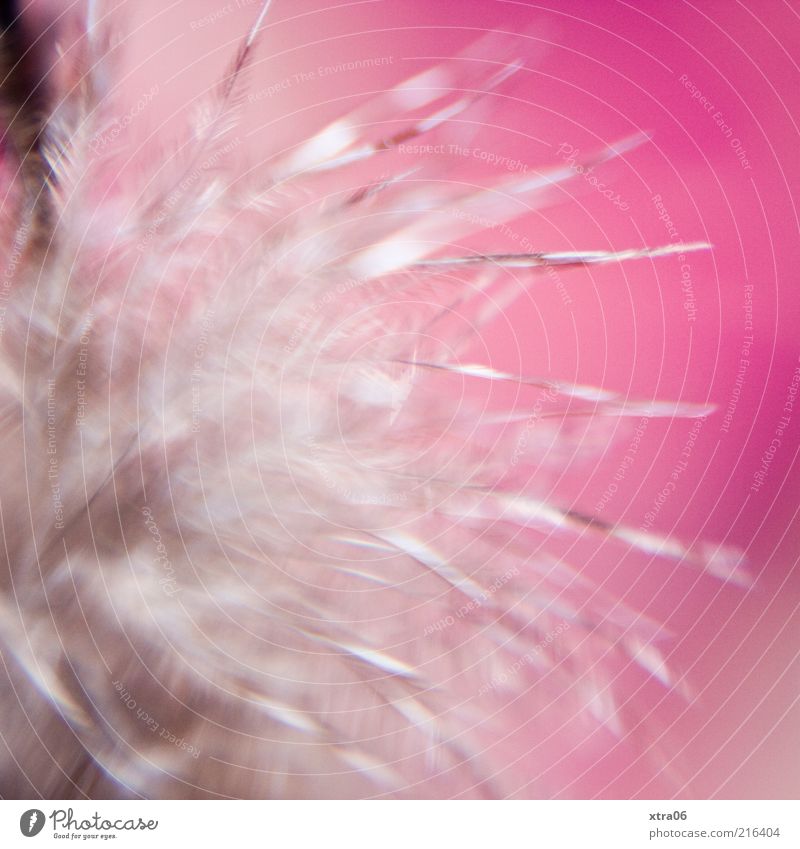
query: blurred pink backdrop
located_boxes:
[25,0,800,798]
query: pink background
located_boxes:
[27,0,800,797]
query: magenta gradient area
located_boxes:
[31,0,800,798]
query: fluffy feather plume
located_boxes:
[0,2,745,798]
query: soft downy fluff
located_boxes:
[0,2,746,798]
